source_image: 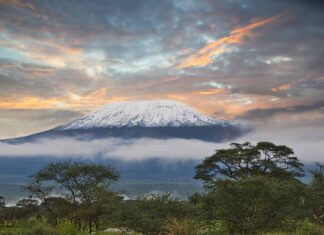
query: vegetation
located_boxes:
[0,141,323,235]
[195,142,304,186]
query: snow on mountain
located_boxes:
[60,100,234,130]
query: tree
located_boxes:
[118,194,195,234]
[0,195,4,207]
[16,198,39,208]
[0,195,5,225]
[25,180,57,225]
[201,177,305,234]
[26,161,119,232]
[306,163,324,224]
[87,187,124,230]
[38,197,74,225]
[195,141,304,187]
[12,198,40,221]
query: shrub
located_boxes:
[200,221,229,235]
[56,220,77,235]
[21,217,60,235]
[118,194,196,234]
[296,219,323,235]
[0,231,17,235]
[24,224,59,235]
[164,218,201,235]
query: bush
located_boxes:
[24,224,59,235]
[0,231,17,235]
[200,221,229,235]
[117,194,196,234]
[20,218,59,235]
[56,220,77,235]
[296,219,324,235]
[164,218,201,235]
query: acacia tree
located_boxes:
[195,141,304,187]
[193,142,306,234]
[26,161,119,232]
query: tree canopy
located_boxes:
[201,177,305,234]
[25,161,120,232]
[27,161,119,204]
[195,141,304,187]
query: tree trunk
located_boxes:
[89,217,92,233]
[95,217,100,231]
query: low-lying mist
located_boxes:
[0,124,323,163]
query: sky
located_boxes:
[0,0,324,139]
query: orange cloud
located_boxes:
[177,13,290,69]
[193,89,228,95]
[163,76,182,82]
[165,94,187,101]
[0,88,129,111]
[0,34,84,69]
[272,83,291,92]
[0,97,63,109]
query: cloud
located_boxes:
[0,109,82,139]
[1,0,324,140]
[239,99,324,120]
[0,88,126,111]
[0,122,323,163]
[271,82,292,92]
[236,124,324,163]
[176,13,290,69]
[0,137,216,161]
[0,0,36,10]
[193,88,229,95]
[108,138,216,161]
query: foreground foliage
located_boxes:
[0,142,323,235]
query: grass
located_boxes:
[0,228,142,235]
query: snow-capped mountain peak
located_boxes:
[60,100,232,130]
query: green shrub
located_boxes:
[200,221,229,235]
[164,218,201,235]
[56,220,77,235]
[24,224,59,235]
[118,194,196,234]
[163,218,230,235]
[0,231,18,235]
[22,218,59,235]
[296,219,322,235]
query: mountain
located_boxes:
[0,100,250,193]
[60,100,231,129]
[3,100,249,143]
